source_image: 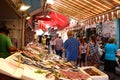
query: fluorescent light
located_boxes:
[26,16,30,20]
[20,5,31,11]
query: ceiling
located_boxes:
[0,0,22,21]
[22,0,42,13]
[45,0,120,21]
[0,0,42,21]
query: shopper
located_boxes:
[78,37,89,67]
[87,34,100,68]
[49,37,55,54]
[0,26,17,58]
[63,30,80,66]
[104,38,117,73]
[54,34,63,57]
[46,35,50,47]
[42,36,46,45]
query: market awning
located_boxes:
[38,20,48,32]
[49,11,69,30]
[45,0,120,21]
[37,11,69,31]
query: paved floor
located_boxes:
[99,65,120,80]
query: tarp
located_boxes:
[49,11,69,30]
[37,19,57,32]
[37,11,69,31]
[38,20,47,32]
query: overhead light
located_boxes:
[26,16,30,20]
[20,5,31,11]
[46,0,54,4]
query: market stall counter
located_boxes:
[0,44,109,80]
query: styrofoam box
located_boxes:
[80,66,109,80]
[22,66,55,80]
[0,58,24,79]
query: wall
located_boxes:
[5,19,23,49]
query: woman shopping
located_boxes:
[87,34,100,68]
[78,37,89,67]
[104,38,117,73]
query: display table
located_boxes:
[0,50,109,80]
[0,53,108,80]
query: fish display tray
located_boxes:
[80,66,109,80]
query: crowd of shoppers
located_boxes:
[0,24,119,80]
[30,29,119,78]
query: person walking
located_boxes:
[104,38,117,74]
[54,34,63,57]
[63,30,80,66]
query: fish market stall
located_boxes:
[0,44,109,80]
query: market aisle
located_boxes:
[99,64,120,80]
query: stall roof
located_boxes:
[45,0,120,21]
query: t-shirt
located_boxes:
[0,33,12,58]
[104,43,117,61]
[64,37,80,61]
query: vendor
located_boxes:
[0,26,18,58]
